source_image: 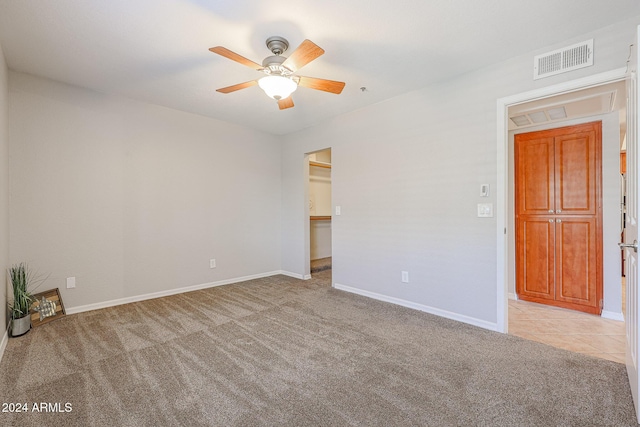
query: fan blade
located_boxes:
[281,40,324,72]
[209,46,263,70]
[278,97,294,110]
[216,80,258,94]
[298,76,345,94]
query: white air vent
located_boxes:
[533,39,593,80]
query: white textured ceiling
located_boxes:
[0,0,639,135]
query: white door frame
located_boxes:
[496,67,628,333]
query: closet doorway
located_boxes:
[308,148,332,276]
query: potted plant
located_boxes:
[8,263,35,337]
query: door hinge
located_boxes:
[504,227,507,235]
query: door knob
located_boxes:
[619,239,638,253]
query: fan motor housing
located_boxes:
[265,36,289,55]
[262,56,293,76]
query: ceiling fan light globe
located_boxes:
[258,76,297,100]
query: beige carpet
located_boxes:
[310,257,332,273]
[0,270,637,426]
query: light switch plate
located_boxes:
[477,203,493,217]
[480,184,490,197]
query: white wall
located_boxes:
[9,72,282,310]
[281,17,640,329]
[507,113,622,317]
[0,43,8,336]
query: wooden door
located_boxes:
[515,122,602,314]
[555,216,598,309]
[554,128,598,216]
[516,216,555,301]
[515,136,555,216]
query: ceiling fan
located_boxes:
[209,36,345,110]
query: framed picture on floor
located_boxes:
[29,288,66,327]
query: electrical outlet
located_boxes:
[66,277,76,289]
[401,271,409,283]
[210,259,216,269]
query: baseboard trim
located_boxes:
[279,270,311,280]
[0,328,8,364]
[66,270,286,315]
[601,310,625,322]
[508,293,518,301]
[333,283,498,332]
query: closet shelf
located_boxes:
[310,216,331,221]
[309,161,331,169]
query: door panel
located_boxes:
[624,24,640,422]
[516,217,555,300]
[555,217,598,307]
[515,137,555,215]
[555,129,598,215]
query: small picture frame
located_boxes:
[30,288,66,327]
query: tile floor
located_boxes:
[508,293,626,364]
